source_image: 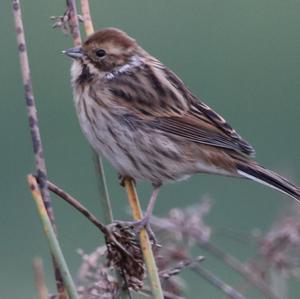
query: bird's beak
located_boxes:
[62,46,84,59]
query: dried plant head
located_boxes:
[76,222,146,296]
[105,223,145,291]
[151,198,212,246]
[77,247,119,299]
[259,203,300,273]
[51,9,83,35]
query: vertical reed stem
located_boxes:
[80,0,94,36]
[124,178,164,299]
[12,0,67,297]
[33,258,49,299]
[28,175,79,299]
[66,0,82,46]
[92,152,114,223]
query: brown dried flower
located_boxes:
[259,203,300,274]
[77,247,119,299]
[51,9,83,35]
[151,199,212,245]
[105,223,145,291]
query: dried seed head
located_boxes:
[77,247,119,299]
[51,9,83,35]
[151,199,212,245]
[105,223,145,291]
[259,203,300,273]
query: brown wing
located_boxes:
[149,113,255,156]
[158,66,256,157]
[106,58,255,157]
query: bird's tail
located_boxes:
[236,162,300,201]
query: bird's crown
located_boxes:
[83,28,137,53]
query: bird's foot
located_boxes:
[113,216,157,245]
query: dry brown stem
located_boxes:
[66,0,82,46]
[123,178,164,298]
[80,0,94,36]
[12,1,66,297]
[47,179,107,233]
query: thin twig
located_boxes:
[192,265,247,299]
[47,179,107,234]
[66,0,82,46]
[80,0,94,36]
[28,175,79,299]
[199,241,281,299]
[124,178,164,299]
[33,258,49,299]
[12,1,66,297]
[92,152,114,224]
[47,179,134,259]
[159,256,204,279]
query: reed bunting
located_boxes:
[64,28,300,226]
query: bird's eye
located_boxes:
[95,49,106,58]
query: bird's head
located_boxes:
[63,28,141,73]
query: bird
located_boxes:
[63,27,300,228]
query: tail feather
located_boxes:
[237,163,300,201]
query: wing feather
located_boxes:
[105,58,256,157]
[149,116,254,155]
[161,66,256,157]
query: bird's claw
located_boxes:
[113,217,157,245]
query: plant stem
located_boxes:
[47,179,135,259]
[47,179,107,234]
[28,175,79,299]
[159,256,204,279]
[123,178,164,299]
[33,258,49,299]
[12,1,66,297]
[92,152,113,224]
[80,0,94,36]
[66,0,82,46]
[199,241,281,299]
[192,265,247,299]
[12,0,53,222]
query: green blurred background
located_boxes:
[1,0,300,298]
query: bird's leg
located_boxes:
[135,184,161,229]
[114,183,161,243]
[130,183,161,243]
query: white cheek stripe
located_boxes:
[104,55,143,80]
